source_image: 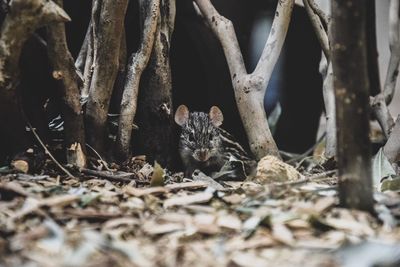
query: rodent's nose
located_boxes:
[195,149,210,162]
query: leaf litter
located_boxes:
[1,156,400,267]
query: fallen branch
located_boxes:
[29,124,75,178]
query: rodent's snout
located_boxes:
[193,148,210,162]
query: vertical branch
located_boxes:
[331,0,373,211]
[46,0,87,168]
[303,0,329,59]
[370,0,399,138]
[134,0,176,166]
[194,0,294,160]
[80,22,94,100]
[383,0,400,103]
[85,0,128,154]
[384,115,400,164]
[116,0,160,159]
[321,61,336,158]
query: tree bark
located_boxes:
[116,0,160,160]
[46,0,87,168]
[134,0,176,166]
[194,0,295,160]
[331,0,373,211]
[85,0,128,154]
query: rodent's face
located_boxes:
[180,112,222,162]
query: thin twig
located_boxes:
[79,168,134,183]
[28,124,75,178]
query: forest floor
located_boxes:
[1,155,400,267]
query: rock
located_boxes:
[253,156,302,184]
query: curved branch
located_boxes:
[253,0,295,90]
[308,0,330,27]
[303,0,330,60]
[115,0,160,158]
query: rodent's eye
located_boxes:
[187,132,195,142]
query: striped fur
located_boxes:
[178,111,254,176]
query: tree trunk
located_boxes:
[331,0,374,211]
[0,0,70,160]
[135,0,176,167]
[115,0,160,160]
[85,0,128,155]
[46,0,87,168]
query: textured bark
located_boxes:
[46,0,87,168]
[194,0,295,160]
[331,0,373,211]
[303,0,329,59]
[134,0,176,166]
[116,0,160,159]
[321,61,336,158]
[85,0,129,154]
[302,0,336,158]
[384,115,400,164]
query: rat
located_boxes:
[174,104,255,178]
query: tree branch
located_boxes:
[194,0,295,160]
[303,0,329,60]
[383,0,400,104]
[85,0,129,154]
[369,0,399,138]
[115,0,160,159]
[253,0,295,90]
[384,115,400,164]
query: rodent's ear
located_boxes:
[175,105,189,126]
[209,106,223,127]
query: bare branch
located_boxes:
[383,0,400,104]
[321,61,336,158]
[253,0,295,90]
[303,0,330,60]
[308,0,330,27]
[194,0,295,159]
[384,115,400,164]
[369,0,399,138]
[116,0,160,158]
[85,0,129,154]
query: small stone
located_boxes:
[11,160,29,173]
[252,155,302,184]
